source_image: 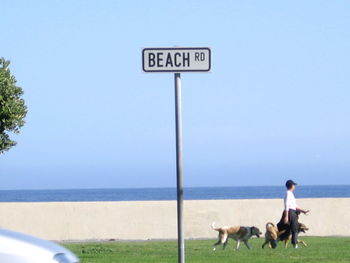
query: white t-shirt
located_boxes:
[284,190,297,211]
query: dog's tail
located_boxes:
[266,222,276,230]
[211,222,220,231]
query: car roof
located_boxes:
[0,229,75,260]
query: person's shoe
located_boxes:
[293,244,298,249]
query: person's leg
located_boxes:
[289,210,299,248]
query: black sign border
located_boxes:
[142,47,211,73]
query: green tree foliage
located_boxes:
[0,58,27,154]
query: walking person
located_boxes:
[277,180,309,248]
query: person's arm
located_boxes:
[283,210,289,224]
[296,206,310,214]
[284,193,289,223]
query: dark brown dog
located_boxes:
[262,222,308,248]
[283,223,309,248]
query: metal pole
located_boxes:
[174,73,184,263]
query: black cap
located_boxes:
[286,180,297,189]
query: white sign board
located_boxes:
[142,47,211,72]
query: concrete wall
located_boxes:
[0,198,349,241]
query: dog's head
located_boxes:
[251,226,262,238]
[298,223,309,233]
[270,240,278,249]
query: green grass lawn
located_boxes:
[64,237,350,263]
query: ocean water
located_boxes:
[0,185,349,202]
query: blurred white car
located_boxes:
[0,229,79,263]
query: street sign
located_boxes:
[142,46,211,263]
[142,47,211,72]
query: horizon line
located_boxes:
[1,184,349,191]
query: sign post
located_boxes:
[142,47,211,263]
[174,72,184,263]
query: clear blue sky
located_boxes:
[1,1,349,190]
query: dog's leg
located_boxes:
[223,239,228,250]
[221,233,228,250]
[236,240,241,250]
[213,233,227,251]
[212,239,221,251]
[284,240,289,248]
[213,233,225,251]
[262,240,272,249]
[298,239,307,247]
[244,240,251,250]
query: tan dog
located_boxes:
[212,222,262,250]
[283,223,309,248]
[262,222,280,249]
